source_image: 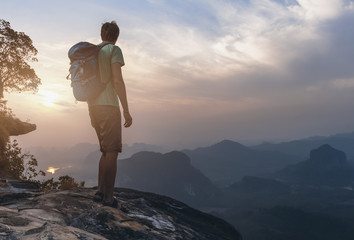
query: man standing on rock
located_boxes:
[89,21,132,207]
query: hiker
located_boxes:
[89,21,132,207]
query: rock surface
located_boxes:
[0,115,36,138]
[0,186,242,240]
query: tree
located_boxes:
[0,19,40,177]
[4,139,45,181]
[0,19,41,99]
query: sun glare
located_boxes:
[46,167,59,174]
[41,90,58,107]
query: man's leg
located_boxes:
[99,151,119,203]
[97,153,105,193]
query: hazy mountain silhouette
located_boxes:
[275,144,354,186]
[113,151,219,207]
[183,140,300,186]
[26,142,165,183]
[82,142,166,166]
[26,142,98,170]
[253,131,354,159]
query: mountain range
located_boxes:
[107,140,354,240]
[253,131,354,159]
[183,140,300,186]
[210,144,354,240]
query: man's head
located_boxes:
[101,21,120,43]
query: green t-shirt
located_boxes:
[87,43,125,107]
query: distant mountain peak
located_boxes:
[275,144,354,186]
[115,150,217,206]
[163,151,191,163]
[309,144,347,166]
[212,140,247,150]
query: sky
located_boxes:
[1,0,354,150]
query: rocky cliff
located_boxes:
[0,183,242,240]
[0,113,36,140]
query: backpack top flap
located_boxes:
[68,42,101,62]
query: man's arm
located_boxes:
[111,62,132,128]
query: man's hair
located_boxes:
[101,21,120,43]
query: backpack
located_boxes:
[66,42,109,102]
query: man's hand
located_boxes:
[123,111,132,128]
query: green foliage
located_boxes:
[41,175,85,192]
[4,139,45,180]
[0,19,41,98]
[0,100,13,149]
[58,175,85,190]
[40,178,59,193]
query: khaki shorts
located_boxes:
[89,105,122,153]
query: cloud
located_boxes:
[123,0,354,95]
[290,0,344,21]
[116,0,354,143]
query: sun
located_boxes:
[41,90,58,107]
[46,167,59,174]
